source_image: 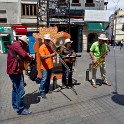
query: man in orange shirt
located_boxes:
[39,34,56,98]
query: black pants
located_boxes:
[62,62,73,87]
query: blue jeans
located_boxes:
[40,69,52,94]
[9,74,25,113]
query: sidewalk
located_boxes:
[0,47,124,124]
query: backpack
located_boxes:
[29,58,38,81]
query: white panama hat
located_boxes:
[98,34,108,40]
[64,39,73,45]
[19,35,29,44]
[43,34,51,40]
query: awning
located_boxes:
[87,22,105,32]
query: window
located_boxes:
[86,0,93,3]
[0,18,7,23]
[72,0,79,3]
[59,0,65,2]
[58,0,66,6]
[21,4,37,16]
[71,0,81,6]
[85,0,95,7]
[0,10,6,14]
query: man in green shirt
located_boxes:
[89,34,111,88]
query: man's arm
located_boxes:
[13,43,31,62]
[41,52,56,59]
[89,51,97,64]
[39,46,56,59]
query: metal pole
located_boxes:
[47,0,49,27]
[113,11,118,94]
[68,0,70,34]
[37,0,39,32]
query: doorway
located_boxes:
[87,33,98,52]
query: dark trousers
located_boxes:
[62,62,73,87]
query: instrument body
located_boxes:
[92,57,105,69]
[92,50,108,69]
[17,55,29,70]
[91,42,109,69]
[62,56,76,62]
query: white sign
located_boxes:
[0,0,18,2]
[84,10,112,22]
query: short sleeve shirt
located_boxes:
[90,41,107,60]
[39,44,54,70]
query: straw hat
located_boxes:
[19,36,29,44]
[98,34,108,40]
[64,39,73,45]
[43,34,51,40]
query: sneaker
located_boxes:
[45,91,52,94]
[18,109,32,115]
[40,94,47,99]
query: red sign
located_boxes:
[13,25,27,35]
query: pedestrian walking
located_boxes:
[39,34,56,98]
[120,39,124,50]
[89,34,111,88]
[6,36,32,115]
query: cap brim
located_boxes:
[98,37,108,40]
[64,41,73,44]
[19,39,28,44]
[44,38,51,40]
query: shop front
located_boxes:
[87,22,105,52]
[0,26,12,53]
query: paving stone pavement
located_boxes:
[0,47,124,124]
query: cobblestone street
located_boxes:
[0,47,124,124]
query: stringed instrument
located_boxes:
[17,55,29,71]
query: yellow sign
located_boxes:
[33,26,70,43]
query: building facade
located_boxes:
[113,10,124,42]
[0,0,107,53]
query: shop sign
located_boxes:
[33,26,70,43]
[13,25,27,35]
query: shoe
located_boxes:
[45,91,52,94]
[40,94,47,99]
[92,83,97,88]
[103,81,111,86]
[18,109,32,115]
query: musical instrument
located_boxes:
[17,56,29,70]
[92,48,108,69]
[92,57,105,69]
[49,40,71,72]
[62,56,76,62]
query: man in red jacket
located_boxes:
[6,36,32,115]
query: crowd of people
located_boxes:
[6,33,112,115]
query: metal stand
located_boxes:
[86,69,89,81]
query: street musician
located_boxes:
[89,34,111,88]
[60,38,76,87]
[6,36,32,115]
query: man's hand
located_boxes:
[92,59,97,64]
[51,52,56,57]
